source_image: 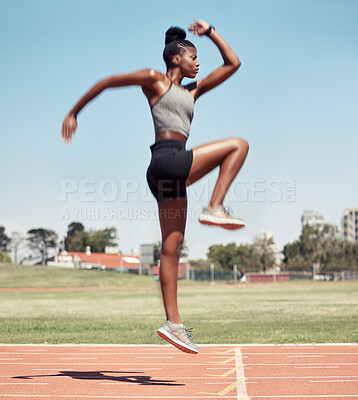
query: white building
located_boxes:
[301,210,328,229]
[342,208,358,242]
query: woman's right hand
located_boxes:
[61,112,77,146]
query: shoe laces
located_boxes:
[183,327,194,341]
[207,204,234,217]
[223,205,233,217]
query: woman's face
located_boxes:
[177,47,199,79]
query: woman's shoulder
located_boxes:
[142,69,167,82]
[141,70,170,102]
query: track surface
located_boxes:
[0,344,357,399]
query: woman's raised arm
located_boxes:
[188,20,241,100]
[61,69,160,145]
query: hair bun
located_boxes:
[165,26,186,45]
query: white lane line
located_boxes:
[30,368,164,371]
[240,363,358,366]
[310,379,358,383]
[0,395,238,398]
[1,343,355,346]
[287,355,324,358]
[235,347,248,400]
[204,382,258,385]
[0,362,235,366]
[101,377,237,381]
[31,369,73,371]
[3,361,357,366]
[0,383,48,385]
[135,357,173,359]
[239,353,358,355]
[245,396,358,398]
[295,366,340,369]
[59,358,97,360]
[16,350,48,352]
[1,352,236,355]
[211,375,357,379]
[6,375,356,380]
[211,356,233,358]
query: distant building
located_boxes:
[301,210,328,229]
[49,250,140,271]
[342,208,358,242]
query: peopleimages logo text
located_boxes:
[60,178,296,203]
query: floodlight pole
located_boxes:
[210,263,215,283]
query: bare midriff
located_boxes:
[155,131,187,144]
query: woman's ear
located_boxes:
[172,54,180,66]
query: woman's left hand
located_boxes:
[188,20,210,36]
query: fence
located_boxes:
[188,267,358,282]
[189,269,233,281]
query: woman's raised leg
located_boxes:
[186,137,249,206]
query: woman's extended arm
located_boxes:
[61,69,160,145]
[188,20,241,100]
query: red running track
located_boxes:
[0,344,357,399]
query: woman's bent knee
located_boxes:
[231,137,249,154]
[161,235,183,258]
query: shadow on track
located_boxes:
[13,370,185,386]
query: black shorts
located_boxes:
[146,139,193,202]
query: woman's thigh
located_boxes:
[186,137,248,187]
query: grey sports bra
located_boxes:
[150,81,194,139]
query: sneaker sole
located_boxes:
[157,327,198,354]
[199,219,246,230]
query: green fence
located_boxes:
[189,269,235,281]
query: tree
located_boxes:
[282,240,307,270]
[206,240,276,272]
[153,241,161,264]
[27,228,58,265]
[67,222,85,237]
[180,239,189,258]
[0,226,11,251]
[65,230,88,252]
[207,242,243,270]
[188,258,211,270]
[64,222,118,253]
[282,224,358,272]
[237,243,261,272]
[9,232,24,265]
[252,232,279,272]
[65,222,87,251]
[86,227,118,253]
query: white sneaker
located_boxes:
[198,205,246,230]
[157,320,199,354]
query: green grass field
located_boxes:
[0,263,357,344]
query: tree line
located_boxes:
[190,232,278,273]
[0,223,118,265]
[191,225,358,273]
[1,222,358,271]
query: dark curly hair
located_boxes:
[163,26,196,69]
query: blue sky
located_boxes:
[1,0,357,259]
